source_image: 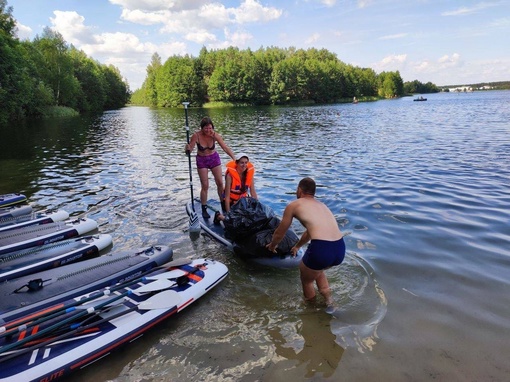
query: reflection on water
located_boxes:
[269,312,344,378]
[329,253,387,353]
[1,91,510,381]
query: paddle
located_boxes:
[0,257,193,336]
[0,278,177,340]
[184,101,200,233]
[0,289,182,363]
[0,268,191,355]
[195,198,220,213]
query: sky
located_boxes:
[7,0,510,91]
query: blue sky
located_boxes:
[8,0,510,91]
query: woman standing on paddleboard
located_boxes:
[185,117,236,218]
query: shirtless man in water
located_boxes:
[266,177,345,307]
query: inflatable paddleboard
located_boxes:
[0,210,69,233]
[186,199,303,268]
[0,258,228,382]
[0,244,174,322]
[0,204,32,224]
[0,218,97,256]
[0,234,113,282]
[0,193,27,208]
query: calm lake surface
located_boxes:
[1,91,509,381]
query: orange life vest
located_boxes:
[225,160,255,202]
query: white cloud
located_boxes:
[380,54,407,66]
[15,22,32,40]
[357,0,372,9]
[441,2,498,16]
[208,27,253,50]
[224,27,253,47]
[120,9,169,25]
[50,11,97,45]
[379,33,407,40]
[109,0,209,12]
[489,17,510,28]
[198,3,232,28]
[305,33,321,44]
[437,53,461,67]
[321,0,337,6]
[232,0,283,23]
[48,10,167,89]
[185,30,217,44]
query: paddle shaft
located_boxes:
[0,258,191,335]
[195,198,220,213]
[0,302,152,364]
[0,291,130,354]
[0,266,199,357]
[183,102,196,211]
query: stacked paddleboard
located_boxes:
[0,193,229,381]
[0,193,27,208]
[0,193,104,279]
[0,258,228,381]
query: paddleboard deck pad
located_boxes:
[0,210,69,233]
[0,234,113,282]
[0,218,97,256]
[0,193,27,208]
[0,245,174,321]
[0,258,228,382]
[186,199,303,268]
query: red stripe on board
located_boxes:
[69,308,178,370]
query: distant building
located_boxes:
[448,86,473,92]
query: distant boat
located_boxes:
[352,97,359,104]
[414,96,427,101]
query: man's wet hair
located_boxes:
[298,177,316,195]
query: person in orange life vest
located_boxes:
[185,117,236,218]
[213,153,257,223]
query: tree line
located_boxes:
[0,0,130,125]
[131,46,426,107]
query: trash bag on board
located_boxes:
[224,198,299,258]
[223,197,275,241]
[239,223,300,258]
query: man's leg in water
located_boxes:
[299,261,320,302]
[316,271,333,306]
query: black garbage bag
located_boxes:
[238,224,300,258]
[223,197,276,241]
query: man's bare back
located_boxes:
[285,197,343,241]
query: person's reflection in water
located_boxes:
[269,312,344,378]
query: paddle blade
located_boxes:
[161,258,193,267]
[134,279,176,294]
[138,290,181,310]
[189,211,200,233]
[146,269,187,281]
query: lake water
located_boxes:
[1,91,509,381]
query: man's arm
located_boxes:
[290,230,310,257]
[267,203,295,252]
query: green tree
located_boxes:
[0,0,26,122]
[102,65,130,109]
[33,28,77,106]
[269,54,307,104]
[377,71,404,98]
[156,55,204,107]
[144,52,162,107]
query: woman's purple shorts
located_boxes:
[196,152,221,169]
